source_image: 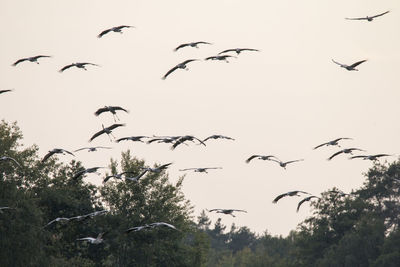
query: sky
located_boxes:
[1,0,400,236]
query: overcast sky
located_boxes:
[1,0,399,236]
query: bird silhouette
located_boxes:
[345,11,390,22]
[162,59,199,79]
[59,62,99,72]
[41,148,74,162]
[332,59,367,71]
[272,191,310,204]
[205,55,236,62]
[73,167,104,180]
[89,123,125,142]
[297,196,320,212]
[98,25,134,38]
[313,137,352,150]
[245,155,280,164]
[208,209,247,217]
[94,106,128,122]
[327,148,365,161]
[174,41,212,51]
[12,55,51,66]
[218,48,259,55]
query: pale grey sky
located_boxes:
[1,0,399,235]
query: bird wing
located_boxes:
[74,147,89,152]
[107,123,126,131]
[205,56,217,60]
[73,169,87,180]
[272,193,288,203]
[328,150,344,160]
[174,43,189,51]
[245,155,261,163]
[349,60,367,68]
[286,159,304,165]
[297,196,319,212]
[0,89,13,94]
[162,65,179,80]
[232,209,247,213]
[349,155,367,160]
[94,107,109,116]
[89,129,106,142]
[41,151,56,162]
[331,59,344,66]
[98,28,112,38]
[12,58,28,66]
[59,64,75,72]
[345,17,367,20]
[240,48,259,52]
[371,11,390,19]
[62,149,75,156]
[218,49,235,55]
[179,168,195,171]
[313,142,328,150]
[111,106,129,113]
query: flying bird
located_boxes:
[116,136,148,143]
[202,135,235,143]
[245,155,280,164]
[297,196,320,212]
[41,148,74,163]
[0,156,21,167]
[77,232,107,244]
[142,163,173,173]
[124,170,148,182]
[103,171,136,183]
[218,48,259,55]
[94,106,128,122]
[272,191,310,204]
[44,217,71,228]
[12,55,51,66]
[313,137,352,150]
[349,154,392,161]
[171,135,206,150]
[74,146,112,152]
[125,225,150,233]
[89,123,125,142]
[204,55,236,62]
[332,59,367,71]
[147,136,181,144]
[0,89,13,95]
[269,158,304,169]
[174,41,212,51]
[98,25,134,38]
[208,209,247,217]
[59,62,99,72]
[179,167,222,173]
[327,148,365,160]
[148,222,179,231]
[162,59,199,80]
[73,167,104,180]
[345,11,390,22]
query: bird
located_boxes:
[116,136,148,143]
[103,171,135,183]
[74,146,112,152]
[77,232,107,244]
[41,148,74,163]
[327,148,365,161]
[147,136,181,144]
[272,191,310,204]
[174,41,212,51]
[204,55,236,62]
[12,55,51,66]
[179,167,222,173]
[59,62,99,72]
[218,48,259,55]
[94,106,129,122]
[162,59,199,80]
[349,154,392,161]
[208,209,247,217]
[245,155,280,164]
[297,196,320,212]
[44,217,71,227]
[202,135,235,143]
[269,158,304,169]
[332,59,367,71]
[89,123,125,142]
[0,89,13,95]
[0,156,21,167]
[124,170,148,182]
[142,163,173,173]
[73,167,104,180]
[345,11,390,22]
[171,135,206,150]
[148,222,179,231]
[125,225,150,233]
[313,138,353,150]
[98,25,134,38]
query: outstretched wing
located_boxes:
[272,193,288,203]
[313,142,328,150]
[89,129,106,142]
[107,123,125,131]
[371,11,390,19]
[174,43,189,51]
[245,155,261,163]
[297,196,319,212]
[328,150,344,161]
[345,16,367,21]
[12,58,28,66]
[162,65,179,79]
[331,59,344,66]
[349,60,367,69]
[98,28,112,38]
[111,106,129,113]
[218,49,235,55]
[94,107,109,116]
[285,159,304,165]
[41,151,56,162]
[59,64,75,72]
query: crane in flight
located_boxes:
[77,232,108,244]
[41,148,74,163]
[205,55,236,63]
[98,25,134,38]
[59,62,99,72]
[0,89,13,95]
[116,136,148,143]
[94,106,128,122]
[332,59,367,71]
[103,171,136,183]
[345,11,390,22]
[208,209,247,217]
[74,146,112,152]
[162,59,199,80]
[313,137,352,150]
[297,196,320,212]
[245,155,280,164]
[349,154,392,161]
[202,135,235,143]
[179,167,222,173]
[12,55,51,66]
[141,163,173,173]
[327,148,364,160]
[269,158,304,169]
[73,167,104,180]
[174,41,212,51]
[89,123,125,142]
[272,191,310,204]
[171,135,206,150]
[0,156,21,167]
[218,48,259,55]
